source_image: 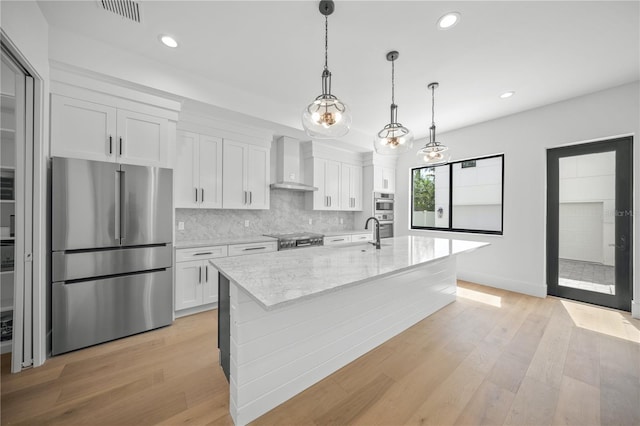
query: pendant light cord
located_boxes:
[324,15,329,70]
[391,58,395,105]
[431,85,435,126]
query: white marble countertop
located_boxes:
[211,235,489,310]
[175,235,277,249]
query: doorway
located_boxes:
[1,42,35,372]
[547,136,633,311]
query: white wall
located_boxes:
[0,0,50,365]
[395,82,640,317]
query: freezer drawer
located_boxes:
[52,244,173,282]
[52,268,173,355]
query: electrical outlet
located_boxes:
[340,218,343,225]
[308,218,312,225]
[177,221,185,230]
[244,220,250,227]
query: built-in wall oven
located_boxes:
[374,192,394,238]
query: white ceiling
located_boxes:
[37,1,639,147]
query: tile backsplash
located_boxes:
[176,189,356,241]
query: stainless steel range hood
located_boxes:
[270,136,318,192]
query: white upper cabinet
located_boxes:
[374,165,396,193]
[341,163,363,211]
[308,158,341,211]
[51,95,117,162]
[116,109,168,167]
[222,140,270,210]
[175,131,222,209]
[50,80,178,168]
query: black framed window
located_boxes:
[411,154,504,235]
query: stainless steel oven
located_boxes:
[374,192,394,213]
[379,223,394,239]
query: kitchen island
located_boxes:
[212,235,488,425]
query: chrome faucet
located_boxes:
[364,217,381,249]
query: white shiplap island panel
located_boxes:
[212,236,489,425]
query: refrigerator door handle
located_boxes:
[119,169,125,242]
[114,170,121,241]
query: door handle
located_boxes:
[119,137,123,156]
[199,266,202,284]
[119,170,125,242]
[195,188,198,203]
[610,236,627,250]
[243,246,266,251]
[244,191,247,205]
[201,188,204,203]
[205,265,208,282]
[114,170,120,241]
[109,136,113,155]
[249,191,252,205]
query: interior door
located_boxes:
[547,136,633,311]
[120,164,172,246]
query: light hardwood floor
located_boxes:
[1,281,639,425]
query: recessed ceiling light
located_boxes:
[437,12,460,30]
[160,35,178,48]
[500,91,515,99]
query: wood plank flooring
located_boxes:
[1,281,639,425]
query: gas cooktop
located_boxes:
[263,232,324,250]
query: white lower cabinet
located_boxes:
[324,235,352,246]
[175,246,228,315]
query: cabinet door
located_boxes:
[51,95,117,162]
[199,135,223,208]
[382,167,395,192]
[312,158,328,210]
[246,145,270,209]
[175,131,199,208]
[117,109,168,167]
[202,263,219,305]
[324,160,341,210]
[175,260,204,311]
[351,165,363,210]
[222,140,247,209]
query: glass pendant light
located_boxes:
[417,82,449,165]
[374,51,414,155]
[301,0,352,139]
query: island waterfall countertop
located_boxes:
[211,235,488,310]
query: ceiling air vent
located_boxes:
[99,0,141,23]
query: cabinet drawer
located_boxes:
[228,241,277,257]
[324,235,352,245]
[176,245,228,262]
[351,233,373,242]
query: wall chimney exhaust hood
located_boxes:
[270,136,318,192]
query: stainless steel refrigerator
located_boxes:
[51,157,173,355]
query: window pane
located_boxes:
[412,166,449,228]
[451,156,502,231]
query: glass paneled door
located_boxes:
[547,137,633,311]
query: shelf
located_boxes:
[0,306,12,313]
[0,200,15,203]
[1,237,15,241]
[0,166,15,170]
[1,93,15,110]
[0,271,15,276]
[0,128,15,134]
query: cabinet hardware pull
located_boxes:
[249,191,252,204]
[199,266,202,283]
[243,246,266,251]
[109,136,113,155]
[201,188,204,202]
[194,252,213,256]
[119,138,123,156]
[244,191,247,205]
[205,266,208,282]
[195,188,198,202]
[333,239,344,242]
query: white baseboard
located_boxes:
[632,300,640,319]
[175,302,218,319]
[457,271,547,298]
